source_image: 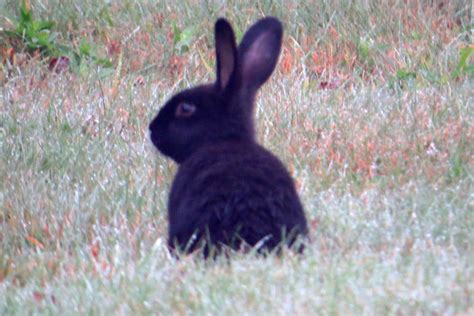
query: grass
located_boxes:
[1,0,473,314]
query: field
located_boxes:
[1,0,473,314]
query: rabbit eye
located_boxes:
[175,102,196,118]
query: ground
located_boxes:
[0,1,473,314]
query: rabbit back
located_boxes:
[168,140,308,255]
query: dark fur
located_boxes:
[149,17,308,257]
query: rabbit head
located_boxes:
[149,17,283,163]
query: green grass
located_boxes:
[1,1,473,314]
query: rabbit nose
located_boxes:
[149,122,157,138]
[150,129,161,147]
[149,117,161,133]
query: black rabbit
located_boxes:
[149,17,308,257]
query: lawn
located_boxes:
[1,1,473,314]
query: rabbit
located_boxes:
[149,17,309,257]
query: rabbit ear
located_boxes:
[215,19,237,91]
[238,17,283,91]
